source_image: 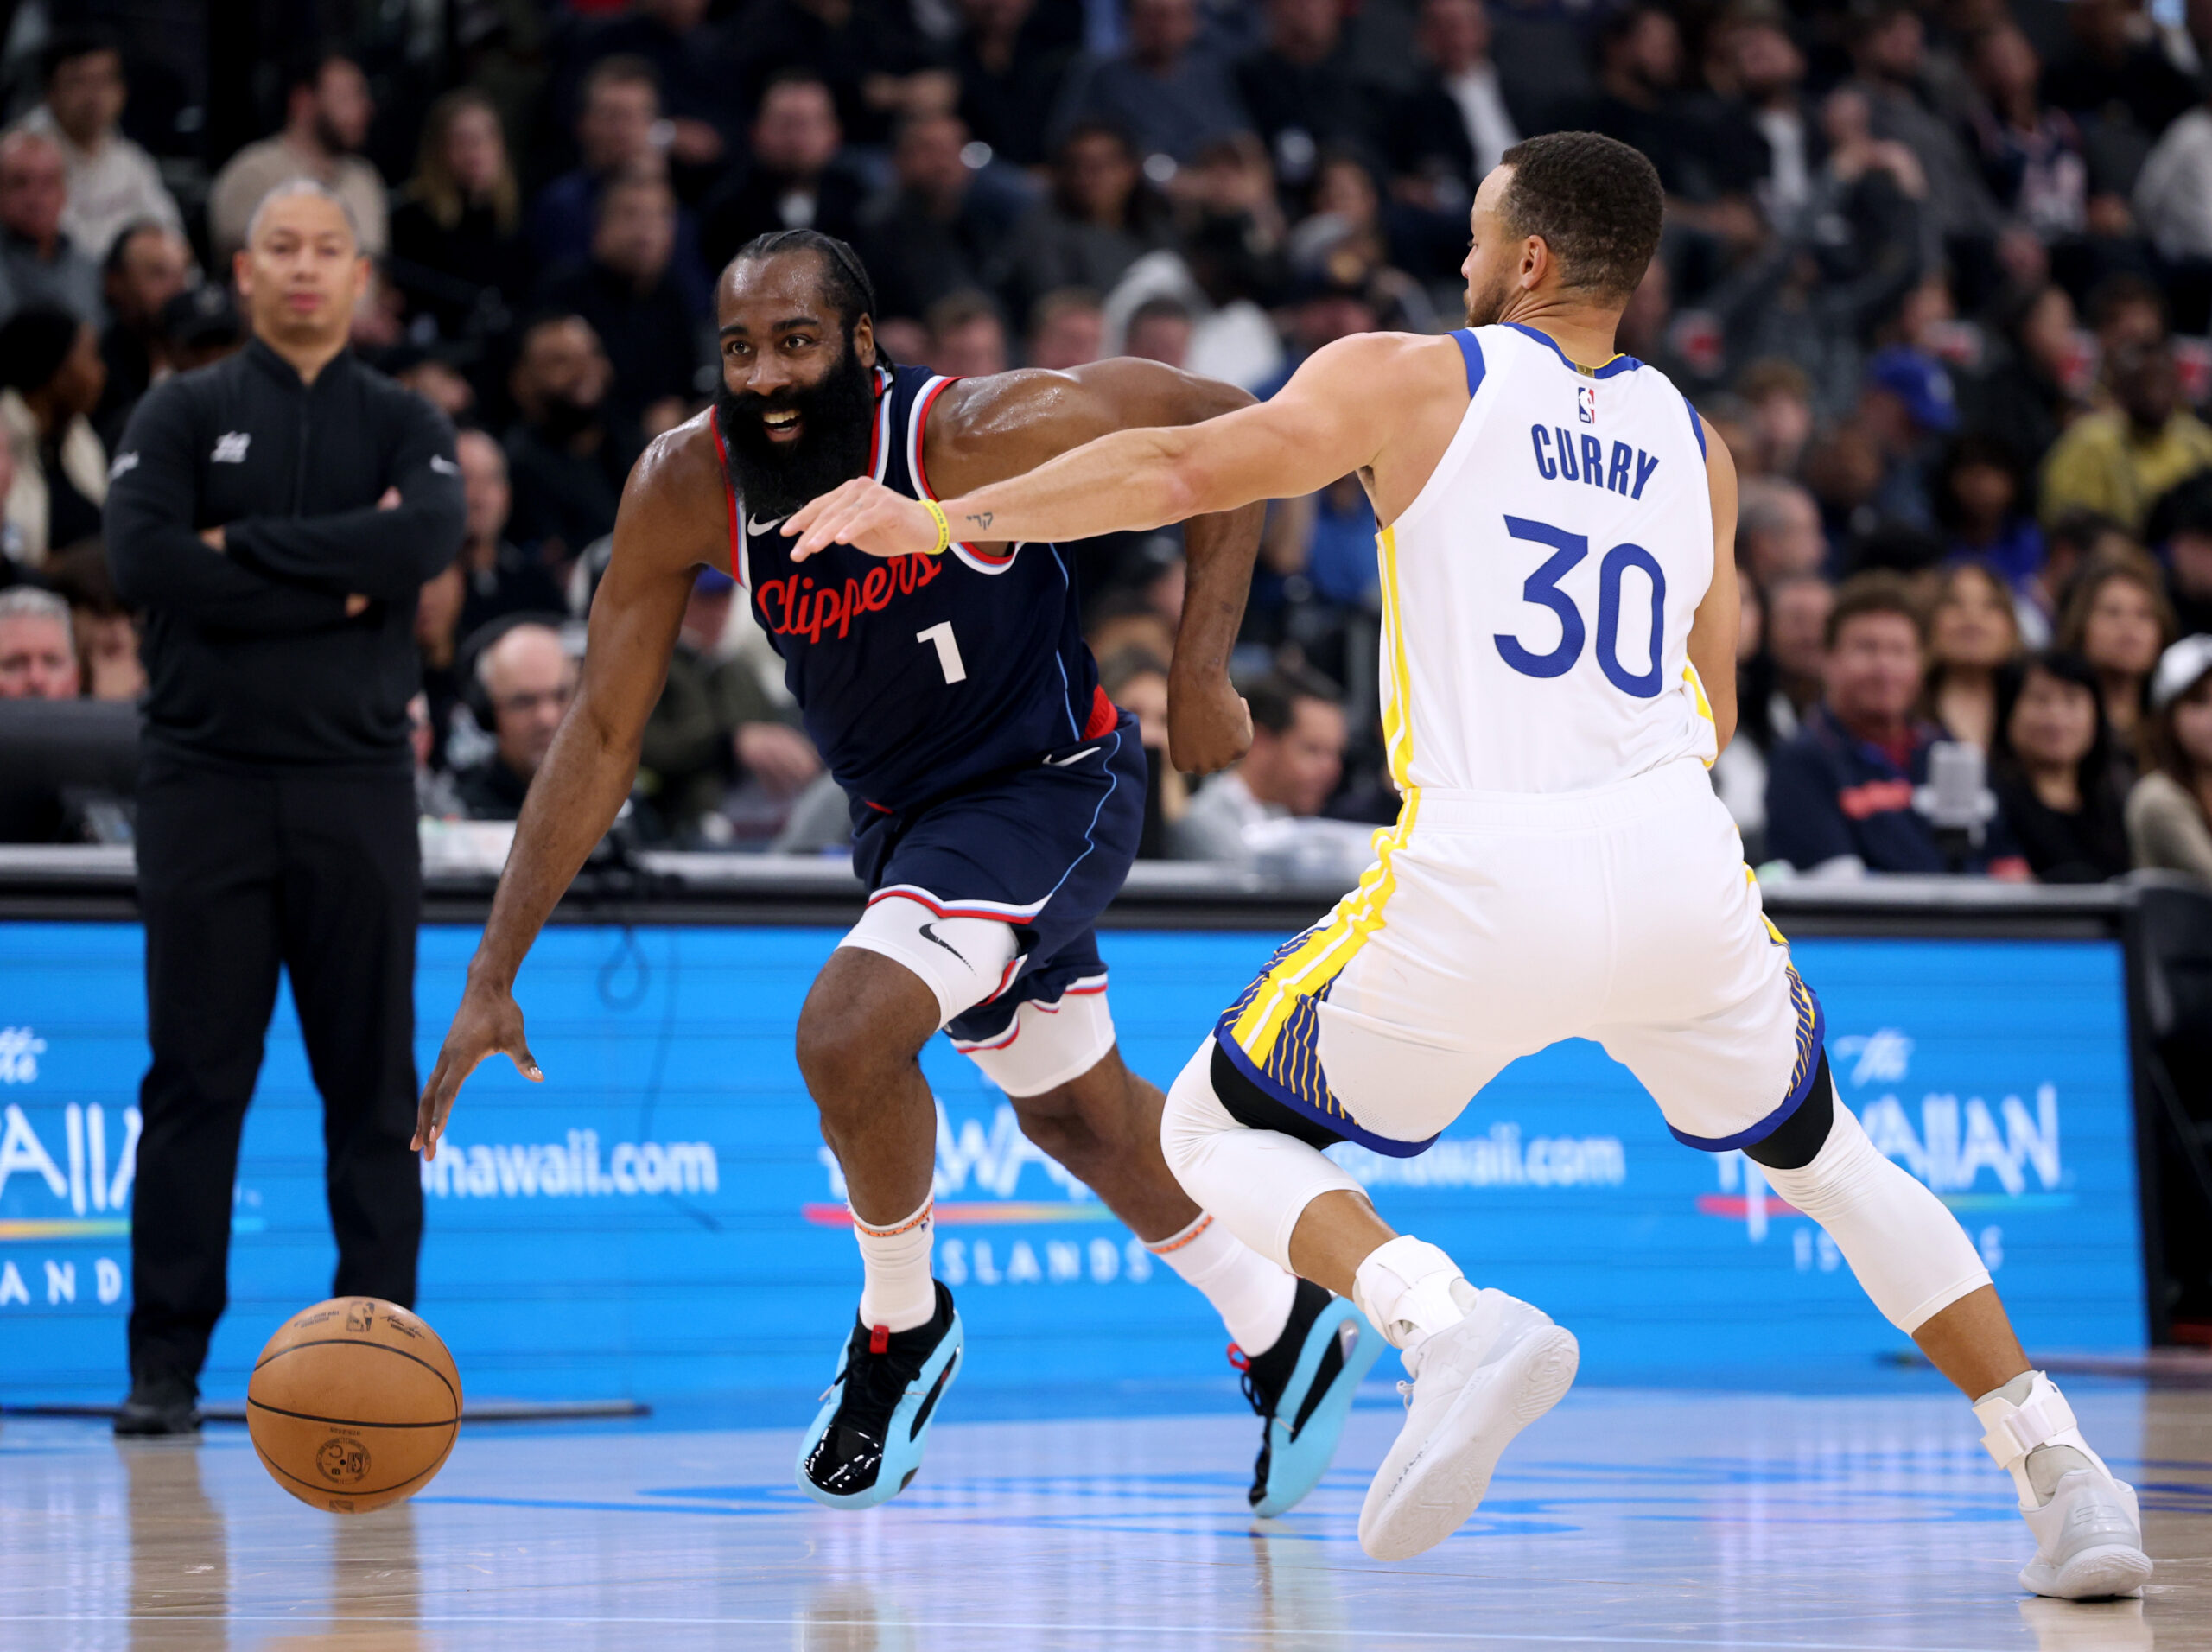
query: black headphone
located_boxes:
[453,609,572,729]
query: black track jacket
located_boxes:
[105,338,465,769]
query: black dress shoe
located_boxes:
[113,1378,201,1437]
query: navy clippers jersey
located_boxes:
[713,365,1111,811]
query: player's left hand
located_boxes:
[1167,668,1252,775]
[785,478,940,562]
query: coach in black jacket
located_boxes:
[103,180,465,1434]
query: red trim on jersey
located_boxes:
[912,376,1018,567]
[708,415,742,583]
[1083,685,1117,741]
[862,799,893,814]
[866,887,1042,923]
[867,370,891,477]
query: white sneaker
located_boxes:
[1973,1370,2152,1601]
[1356,1288,1578,1562]
[2018,1461,2152,1600]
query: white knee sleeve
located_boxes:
[1160,1041,1366,1273]
[1760,1097,1992,1333]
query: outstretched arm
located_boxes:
[414,421,715,1158]
[788,335,1416,558]
[1686,416,1740,753]
[903,356,1280,772]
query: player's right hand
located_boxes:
[413,982,542,1160]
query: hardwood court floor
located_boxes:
[4,1384,2207,1650]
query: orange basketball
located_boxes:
[246,1297,462,1514]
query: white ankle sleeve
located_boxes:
[1352,1236,1467,1350]
[1970,1371,2113,1511]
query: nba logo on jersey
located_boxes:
[1577,385,1597,424]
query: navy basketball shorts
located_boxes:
[842,712,1145,1096]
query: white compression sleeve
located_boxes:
[1758,1096,1991,1333]
[1160,1041,1368,1274]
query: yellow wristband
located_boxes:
[919,496,950,556]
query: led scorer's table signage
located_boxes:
[1,924,2142,1403]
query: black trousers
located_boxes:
[128,756,423,1387]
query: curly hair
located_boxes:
[1497,131,1665,301]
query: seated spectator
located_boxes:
[952,0,1081,170]
[0,308,105,569]
[1124,295,1193,366]
[160,283,245,372]
[1966,25,2090,247]
[452,429,568,638]
[1388,0,1525,209]
[1741,571,1833,754]
[2148,472,2212,636]
[567,0,741,174]
[1171,668,1346,864]
[1568,6,1716,206]
[1922,560,2022,747]
[2057,550,2175,772]
[1990,650,2131,882]
[1724,14,1819,230]
[2127,634,2212,879]
[0,130,101,324]
[388,89,533,344]
[409,690,465,820]
[1734,359,1816,478]
[703,70,867,277]
[701,73,866,276]
[92,222,190,448]
[531,57,709,318]
[2133,89,2212,265]
[727,0,936,148]
[1234,0,1379,202]
[855,112,1026,322]
[1845,3,2002,258]
[1858,344,1957,531]
[1961,283,2082,477]
[2041,341,2212,534]
[456,623,576,820]
[1052,0,1249,168]
[1764,571,2028,875]
[1737,477,1825,588]
[41,537,143,703]
[17,31,184,261]
[207,53,386,262]
[378,343,476,423]
[2087,271,2168,359]
[503,313,638,574]
[925,290,1011,378]
[1001,124,1179,325]
[2042,0,2199,160]
[535,171,703,435]
[1098,645,1185,857]
[639,567,821,842]
[0,585,80,699]
[1025,287,1104,370]
[1938,435,2044,599]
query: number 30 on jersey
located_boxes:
[1492,514,1667,699]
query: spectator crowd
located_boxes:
[9,0,2212,883]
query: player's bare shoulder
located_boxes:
[614,408,734,575]
[925,361,1254,494]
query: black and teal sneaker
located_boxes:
[796,1280,963,1509]
[1234,1278,1383,1516]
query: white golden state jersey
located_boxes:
[1376,323,1718,797]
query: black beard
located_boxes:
[714,340,877,521]
[1465,268,1514,329]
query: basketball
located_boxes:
[245,1297,462,1514]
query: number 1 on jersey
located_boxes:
[917,620,968,685]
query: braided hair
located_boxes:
[729,229,891,367]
